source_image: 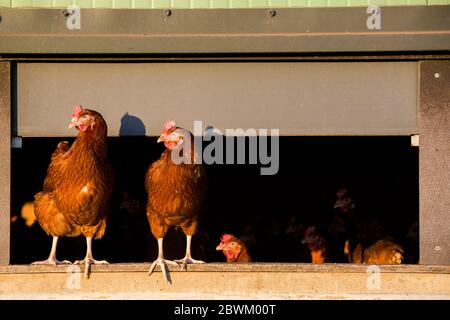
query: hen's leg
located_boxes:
[74,237,108,279]
[175,235,205,271]
[32,236,71,266]
[148,238,179,284]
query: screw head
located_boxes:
[268,9,276,18]
[164,9,172,17]
[61,9,70,17]
[434,245,441,251]
[434,73,440,78]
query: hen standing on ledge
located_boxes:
[33,105,114,278]
[145,121,207,284]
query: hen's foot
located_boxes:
[74,258,109,279]
[175,257,205,271]
[148,258,179,284]
[74,258,109,265]
[31,258,71,266]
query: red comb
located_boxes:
[162,120,177,135]
[72,105,84,118]
[221,234,234,243]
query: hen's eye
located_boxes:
[170,133,182,140]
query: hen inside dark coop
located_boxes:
[10,136,419,265]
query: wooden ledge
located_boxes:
[1,263,450,299]
[2,263,450,274]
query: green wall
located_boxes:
[0,0,449,8]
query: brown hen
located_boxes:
[345,238,404,264]
[302,226,331,263]
[216,234,251,263]
[33,105,113,278]
[145,121,207,284]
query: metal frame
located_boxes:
[0,7,449,266]
[0,7,450,54]
[419,60,450,265]
[0,61,10,265]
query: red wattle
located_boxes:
[78,125,88,132]
[164,141,177,150]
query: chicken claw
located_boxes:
[175,257,205,271]
[74,258,108,279]
[31,258,72,266]
[31,237,71,266]
[175,235,205,271]
[148,258,179,285]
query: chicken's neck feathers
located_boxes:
[69,131,108,161]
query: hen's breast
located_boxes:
[146,154,206,225]
[53,150,113,226]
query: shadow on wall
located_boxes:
[119,113,146,136]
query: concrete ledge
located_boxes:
[2,263,450,274]
[1,263,450,299]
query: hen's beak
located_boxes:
[157,134,166,143]
[68,117,79,129]
[216,243,225,251]
[333,202,342,209]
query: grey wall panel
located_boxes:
[0,62,10,265]
[419,60,450,264]
[17,62,418,137]
[1,8,450,54]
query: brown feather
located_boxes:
[34,109,114,240]
[218,235,252,263]
[145,131,207,239]
[347,238,404,264]
[363,238,404,264]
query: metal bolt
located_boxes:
[61,9,70,17]
[434,73,440,78]
[268,10,276,18]
[164,9,172,17]
[434,245,441,251]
